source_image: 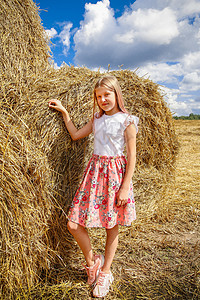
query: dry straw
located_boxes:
[0,112,54,293]
[2,0,198,299]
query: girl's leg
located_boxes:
[67,220,94,267]
[102,224,118,273]
[93,225,118,297]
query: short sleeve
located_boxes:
[124,114,139,134]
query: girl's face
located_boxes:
[95,86,120,115]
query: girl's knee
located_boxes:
[106,225,118,236]
[67,220,79,233]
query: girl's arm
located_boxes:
[116,124,136,207]
[49,99,93,140]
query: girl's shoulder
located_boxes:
[121,112,139,133]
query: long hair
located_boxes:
[93,75,129,119]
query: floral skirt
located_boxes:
[67,154,136,229]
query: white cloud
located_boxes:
[73,0,117,66]
[138,62,183,83]
[59,22,73,48]
[139,60,200,115]
[168,0,200,18]
[197,28,200,44]
[75,0,115,45]
[73,0,200,70]
[181,51,200,72]
[115,30,135,44]
[132,0,200,19]
[116,8,179,45]
[45,28,57,39]
[180,72,200,91]
[160,86,194,116]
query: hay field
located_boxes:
[11,120,199,300]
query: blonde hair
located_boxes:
[93,75,128,118]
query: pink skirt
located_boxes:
[67,154,136,229]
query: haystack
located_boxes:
[0,0,178,297]
[0,0,50,80]
[0,112,54,293]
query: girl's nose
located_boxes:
[102,96,106,102]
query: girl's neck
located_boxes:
[104,108,121,116]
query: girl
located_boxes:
[48,75,138,298]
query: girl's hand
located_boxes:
[116,187,129,207]
[48,99,66,113]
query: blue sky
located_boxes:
[38,0,200,116]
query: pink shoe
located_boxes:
[93,270,114,298]
[82,254,104,285]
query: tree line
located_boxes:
[173,113,200,120]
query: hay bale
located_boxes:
[0,112,55,294]
[0,0,50,82]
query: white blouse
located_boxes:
[93,112,139,156]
